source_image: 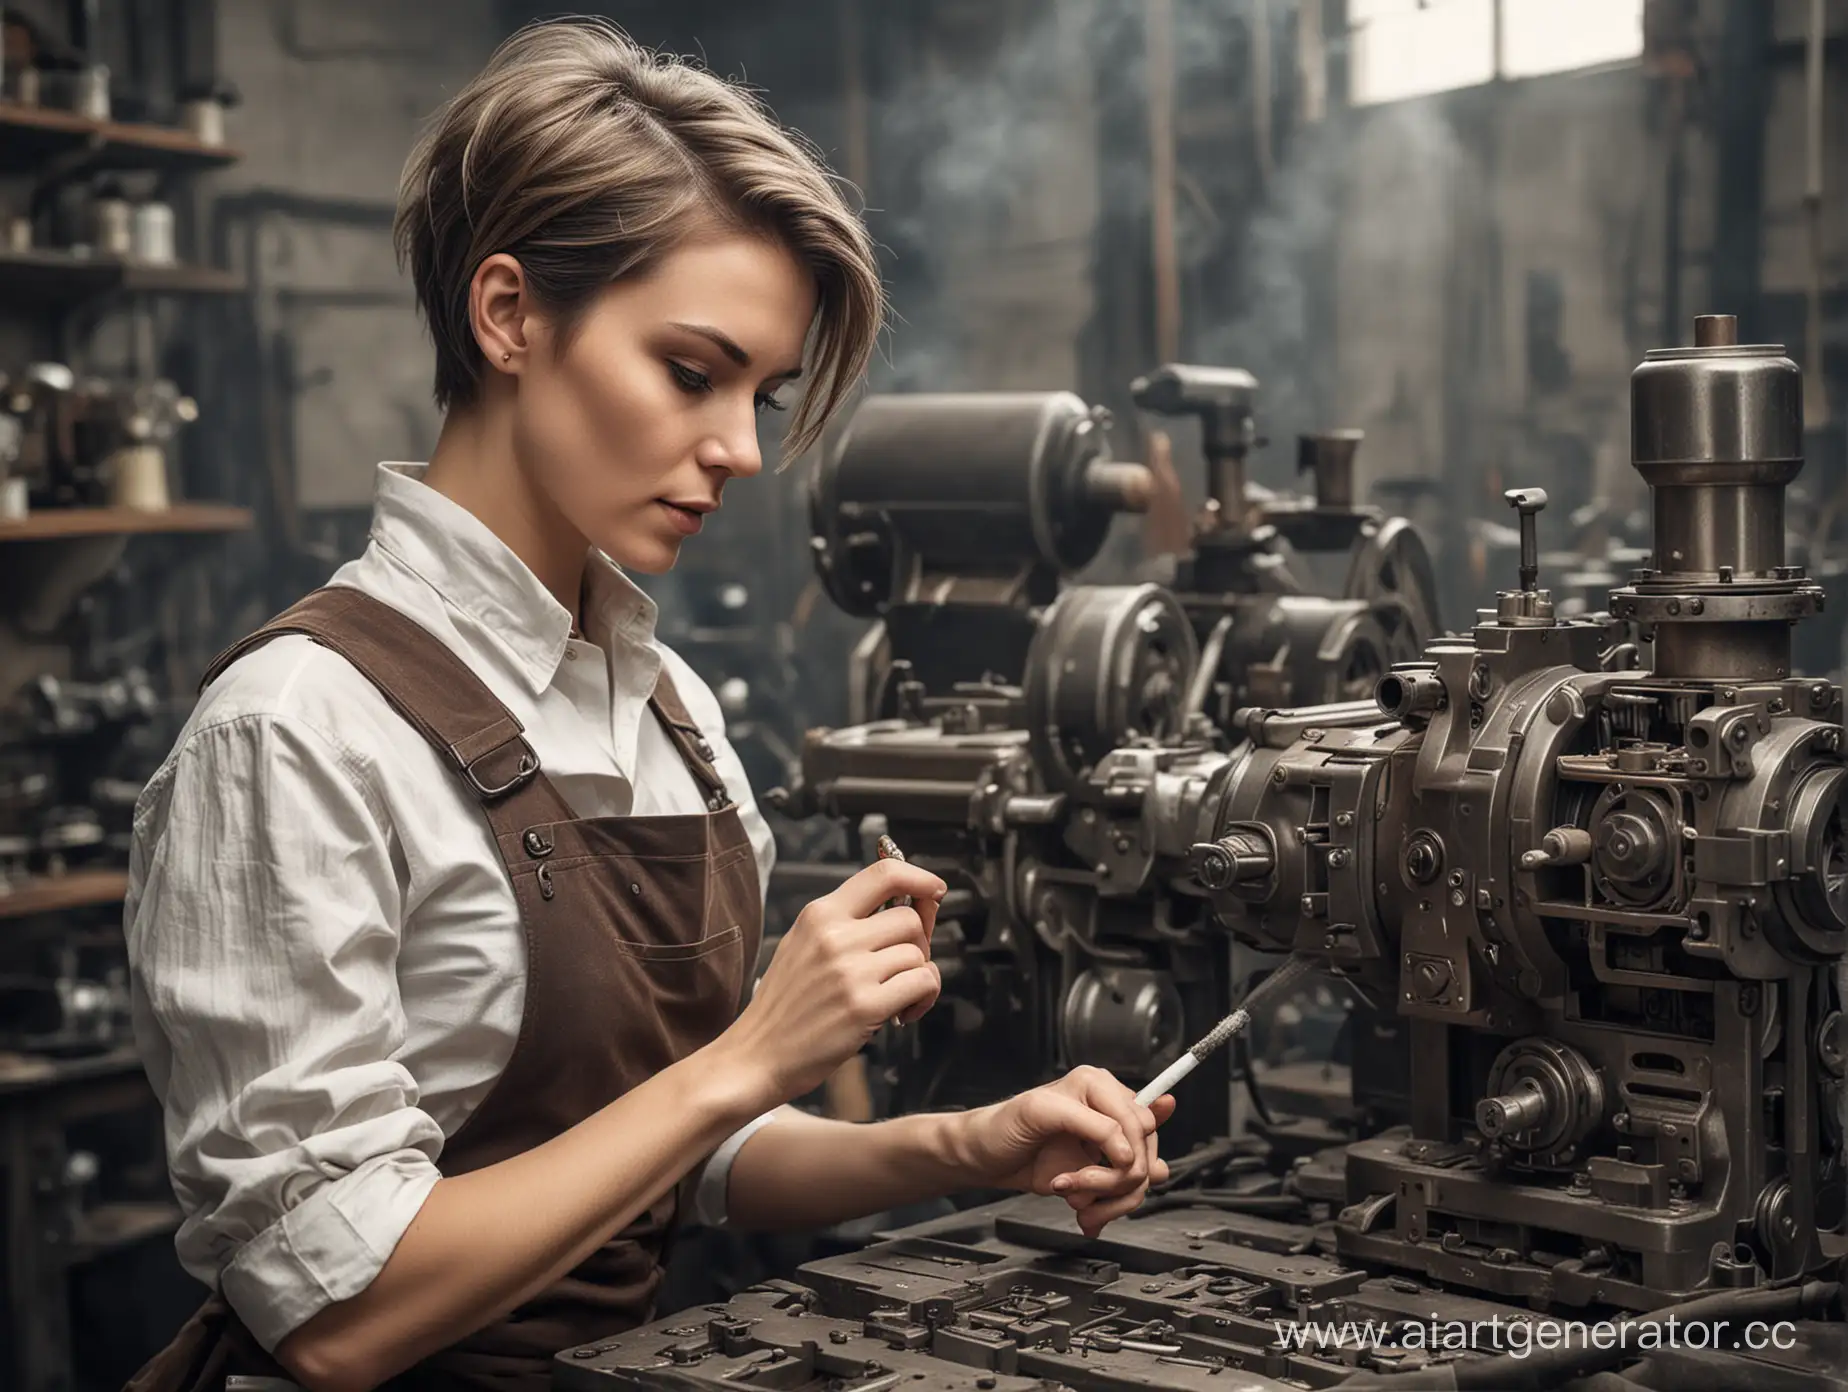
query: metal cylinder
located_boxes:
[1376,667,1446,722]
[1615,318,1821,679]
[1477,1082,1550,1140]
[1632,326,1802,577]
[1298,430,1362,510]
[812,392,1131,615]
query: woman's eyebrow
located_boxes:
[669,321,803,379]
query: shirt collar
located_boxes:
[367,462,661,695]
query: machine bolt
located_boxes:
[1811,683,1832,708]
[1272,767,1288,786]
[1329,849,1350,868]
[1302,895,1317,914]
[831,1331,851,1345]
[1448,870,1466,887]
[1689,598,1704,614]
[1730,724,1751,747]
[1666,599,1681,616]
[1336,811,1353,827]
[1450,888,1468,907]
[1721,688,1737,701]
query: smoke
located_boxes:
[856,0,1468,499]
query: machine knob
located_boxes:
[1192,826,1274,890]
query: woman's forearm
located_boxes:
[722,1106,989,1230]
[275,1043,768,1392]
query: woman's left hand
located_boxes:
[956,1066,1176,1237]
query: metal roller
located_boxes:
[1024,584,1198,792]
[809,392,1150,617]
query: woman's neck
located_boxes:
[423,399,589,622]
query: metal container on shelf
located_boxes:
[90,190,133,258]
[178,80,239,148]
[105,444,169,511]
[130,201,175,265]
[72,64,109,121]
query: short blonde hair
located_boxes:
[394,17,884,459]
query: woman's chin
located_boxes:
[602,532,684,575]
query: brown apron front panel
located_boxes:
[128,587,763,1392]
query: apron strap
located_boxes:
[201,586,577,827]
[647,667,735,811]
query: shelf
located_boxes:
[0,101,239,175]
[0,504,254,542]
[0,1044,143,1098]
[0,251,246,307]
[70,1200,184,1264]
[0,870,129,919]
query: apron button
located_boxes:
[630,882,642,895]
[523,828,553,858]
[537,863,555,900]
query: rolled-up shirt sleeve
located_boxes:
[126,711,443,1353]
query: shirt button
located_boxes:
[564,647,578,662]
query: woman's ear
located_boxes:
[470,253,531,377]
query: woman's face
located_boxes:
[510,232,817,573]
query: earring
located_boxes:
[501,351,512,362]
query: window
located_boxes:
[1349,0,1645,107]
[1500,0,1646,80]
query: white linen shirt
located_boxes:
[125,462,785,1354]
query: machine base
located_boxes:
[556,1189,1847,1392]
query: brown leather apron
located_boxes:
[126,586,763,1392]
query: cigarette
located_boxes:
[1134,1009,1251,1105]
[1134,955,1318,1106]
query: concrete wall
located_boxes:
[207,0,502,512]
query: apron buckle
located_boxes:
[463,737,541,799]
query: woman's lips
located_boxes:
[658,500,706,536]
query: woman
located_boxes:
[125,19,1172,1392]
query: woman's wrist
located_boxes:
[941,1101,1023,1190]
[681,1032,787,1126]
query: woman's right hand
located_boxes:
[720,858,947,1105]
